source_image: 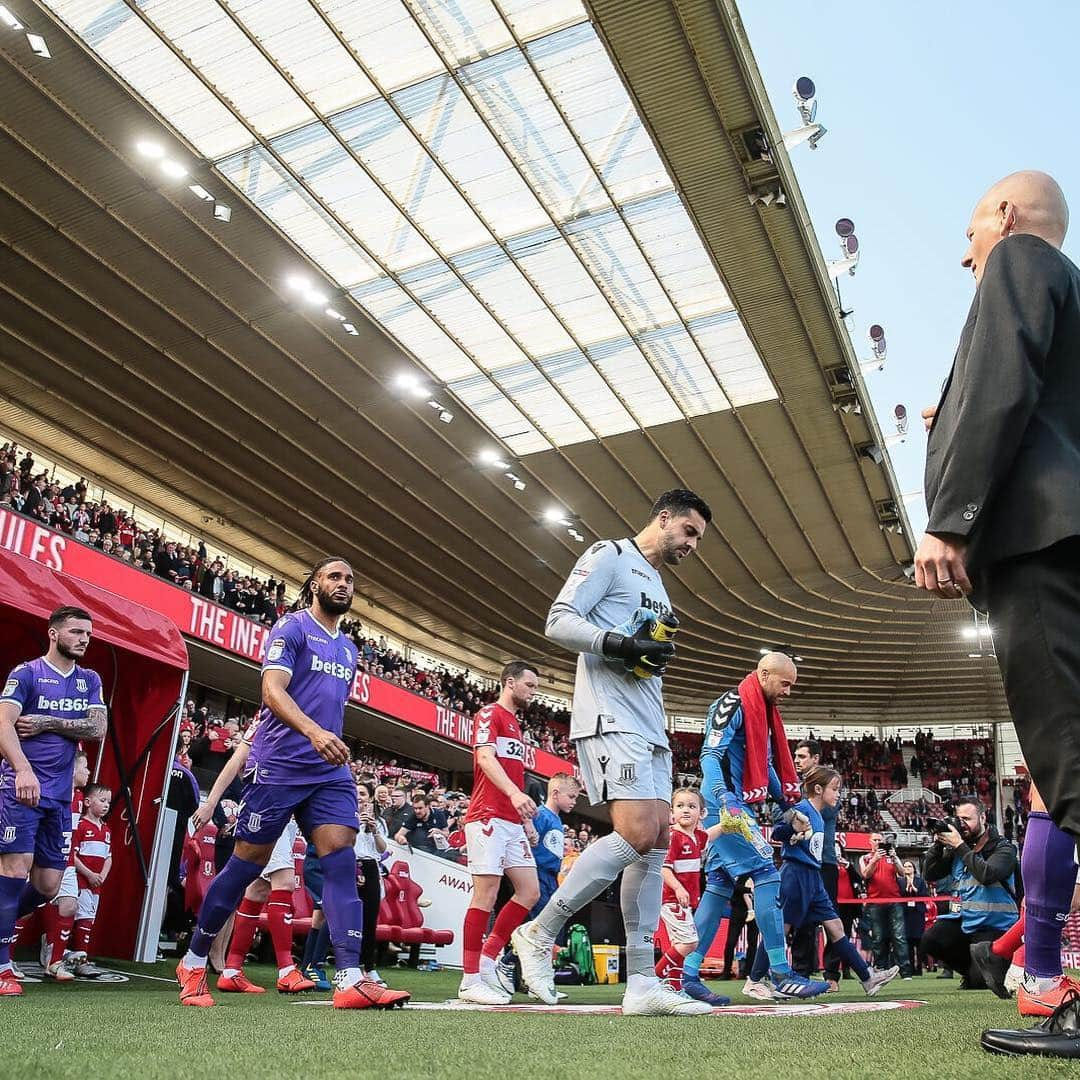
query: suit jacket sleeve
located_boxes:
[926,234,1063,537]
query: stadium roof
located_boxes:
[0,0,1009,723]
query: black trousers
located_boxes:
[723,889,759,976]
[986,537,1080,843]
[919,918,998,985]
[791,863,840,978]
[358,858,381,971]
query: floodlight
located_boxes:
[285,274,311,293]
[894,404,908,435]
[782,77,825,151]
[160,159,188,180]
[213,203,232,222]
[0,6,24,29]
[480,449,508,468]
[869,323,887,359]
[438,410,453,424]
[189,184,213,201]
[342,323,358,336]
[26,32,49,57]
[828,218,860,278]
[544,508,565,524]
[301,288,328,306]
[324,308,345,321]
[136,140,165,160]
[962,626,978,640]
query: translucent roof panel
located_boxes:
[50,0,778,455]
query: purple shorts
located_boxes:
[234,778,359,846]
[0,788,69,870]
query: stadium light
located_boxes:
[213,203,232,223]
[26,31,50,58]
[894,404,908,436]
[961,626,978,640]
[301,288,328,306]
[883,432,905,447]
[860,324,887,373]
[0,6,24,29]
[285,274,310,293]
[783,76,827,151]
[479,449,509,469]
[324,308,345,321]
[159,159,188,181]
[438,410,453,424]
[189,184,213,201]
[505,472,526,491]
[828,218,860,278]
[136,140,165,160]
[342,322,358,336]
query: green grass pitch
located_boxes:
[3,964,1072,1080]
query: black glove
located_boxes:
[601,627,675,677]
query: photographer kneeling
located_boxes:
[921,797,1019,989]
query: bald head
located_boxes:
[756,652,797,703]
[963,171,1069,284]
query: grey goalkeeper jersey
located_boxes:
[546,538,672,748]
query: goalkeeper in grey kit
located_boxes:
[512,489,717,1015]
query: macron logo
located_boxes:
[310,655,353,680]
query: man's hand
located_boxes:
[511,790,537,822]
[938,824,965,849]
[14,715,45,739]
[914,533,971,598]
[308,728,350,765]
[675,885,691,907]
[524,821,539,846]
[190,801,214,830]
[14,765,40,807]
[83,870,103,888]
[922,404,937,433]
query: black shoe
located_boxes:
[982,988,1080,1057]
[971,940,1012,1000]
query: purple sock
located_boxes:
[1022,812,1075,978]
[16,883,49,919]
[188,855,264,958]
[320,847,363,971]
[0,875,23,970]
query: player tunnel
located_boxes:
[0,544,189,960]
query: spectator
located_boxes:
[921,797,1019,989]
[858,833,914,978]
[382,788,409,838]
[901,859,929,975]
[394,794,449,855]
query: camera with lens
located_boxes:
[928,816,963,836]
[880,832,897,854]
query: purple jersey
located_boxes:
[0,658,105,800]
[248,610,358,786]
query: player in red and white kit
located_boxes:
[655,788,730,1005]
[459,661,541,1005]
[70,783,112,968]
[40,750,90,981]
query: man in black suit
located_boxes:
[914,171,1080,1058]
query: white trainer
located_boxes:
[1005,962,1024,995]
[510,922,557,1005]
[621,979,713,1016]
[45,960,75,982]
[458,980,512,1005]
[492,957,516,996]
[861,965,900,997]
[742,978,777,1001]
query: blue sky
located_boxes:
[740,2,1080,535]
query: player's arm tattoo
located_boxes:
[17,707,107,740]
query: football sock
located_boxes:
[656,949,685,989]
[187,855,264,959]
[683,878,730,980]
[749,939,769,983]
[991,910,1025,959]
[72,919,93,954]
[266,889,296,971]
[462,907,489,975]
[311,923,331,968]
[621,847,666,978]
[226,896,264,970]
[531,832,641,942]
[16,883,49,919]
[482,900,531,962]
[750,870,791,976]
[1022,812,1075,978]
[0,874,23,971]
[834,936,870,981]
[42,904,74,967]
[320,847,363,971]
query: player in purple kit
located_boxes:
[175,557,409,1010]
[0,606,107,997]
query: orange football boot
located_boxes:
[217,970,266,994]
[276,967,316,994]
[1019,975,1080,1018]
[176,961,215,1007]
[333,979,411,1010]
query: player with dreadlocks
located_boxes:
[175,557,409,1009]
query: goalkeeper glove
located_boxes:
[602,609,675,679]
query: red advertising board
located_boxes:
[0,510,575,778]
